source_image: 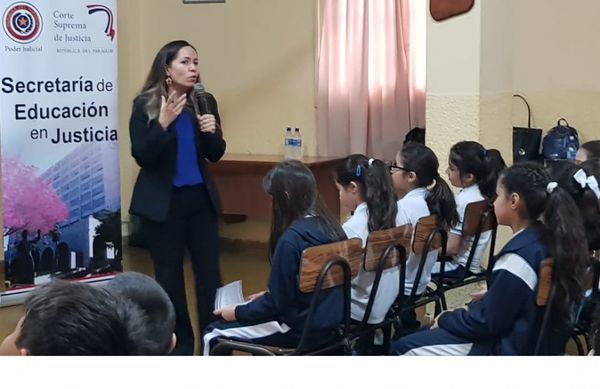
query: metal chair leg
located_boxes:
[572,334,585,356]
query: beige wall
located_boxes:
[425,0,481,170]
[427,0,600,161]
[118,0,317,237]
[478,0,513,163]
[511,0,600,142]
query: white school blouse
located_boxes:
[432,184,491,274]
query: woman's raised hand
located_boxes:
[158,91,187,130]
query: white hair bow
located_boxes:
[368,158,375,166]
[546,182,558,194]
[573,169,600,199]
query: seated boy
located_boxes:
[0,280,141,355]
[105,272,176,355]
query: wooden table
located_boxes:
[206,154,342,222]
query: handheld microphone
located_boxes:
[193,82,211,115]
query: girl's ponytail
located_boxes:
[364,158,397,231]
[481,149,506,200]
[402,143,458,229]
[426,173,458,229]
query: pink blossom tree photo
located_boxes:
[2,158,68,236]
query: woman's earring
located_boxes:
[166,76,172,86]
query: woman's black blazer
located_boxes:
[128,93,226,222]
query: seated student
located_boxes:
[105,272,177,355]
[389,143,458,332]
[553,162,600,254]
[203,160,347,355]
[582,158,600,186]
[404,128,425,145]
[432,141,506,278]
[393,162,589,355]
[552,161,600,326]
[334,155,398,324]
[0,281,143,355]
[576,140,600,163]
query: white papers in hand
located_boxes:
[214,280,245,310]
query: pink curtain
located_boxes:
[316,0,425,159]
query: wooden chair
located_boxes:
[210,238,363,356]
[360,224,413,323]
[386,215,447,339]
[349,224,413,353]
[569,252,600,355]
[535,257,583,355]
[433,199,497,310]
[402,215,447,312]
[534,258,557,355]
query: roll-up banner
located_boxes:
[0,0,120,305]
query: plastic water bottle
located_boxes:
[291,127,302,159]
[284,127,293,159]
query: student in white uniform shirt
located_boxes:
[432,141,506,279]
[390,143,458,332]
[334,155,398,325]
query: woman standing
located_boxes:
[129,40,226,355]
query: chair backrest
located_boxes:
[592,251,600,299]
[408,215,447,300]
[536,258,554,307]
[462,199,497,236]
[412,215,442,256]
[298,238,362,293]
[295,238,363,354]
[459,199,498,279]
[534,257,557,355]
[359,225,413,325]
[363,224,413,272]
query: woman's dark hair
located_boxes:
[263,160,346,256]
[552,161,600,251]
[449,141,506,199]
[334,154,397,232]
[580,140,600,161]
[137,40,199,121]
[498,162,590,337]
[400,143,458,228]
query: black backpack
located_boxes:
[542,118,579,161]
